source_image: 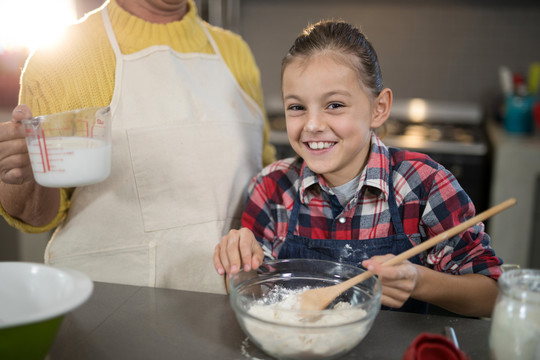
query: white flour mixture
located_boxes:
[243,286,372,359]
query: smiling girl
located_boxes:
[214,20,502,317]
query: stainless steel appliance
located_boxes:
[380,98,491,214]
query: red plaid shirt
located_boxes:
[241,133,502,278]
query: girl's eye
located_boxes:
[328,102,344,110]
[287,104,305,111]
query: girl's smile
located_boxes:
[306,141,336,150]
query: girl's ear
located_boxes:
[370,88,392,128]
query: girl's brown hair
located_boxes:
[282,20,384,98]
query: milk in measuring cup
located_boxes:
[28,136,111,187]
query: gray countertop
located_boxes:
[48,282,492,359]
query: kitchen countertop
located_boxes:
[48,281,492,359]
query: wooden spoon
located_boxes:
[297,197,517,311]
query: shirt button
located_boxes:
[338,217,346,224]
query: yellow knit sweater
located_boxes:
[2,0,275,233]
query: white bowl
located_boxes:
[0,262,93,359]
[230,259,381,360]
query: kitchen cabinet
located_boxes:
[488,120,540,268]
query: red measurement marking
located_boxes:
[37,135,46,172]
[38,130,51,172]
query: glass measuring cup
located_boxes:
[22,106,112,188]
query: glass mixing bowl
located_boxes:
[229,259,381,360]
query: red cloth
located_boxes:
[403,333,471,360]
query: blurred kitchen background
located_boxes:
[1,0,539,269]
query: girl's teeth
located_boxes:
[308,142,333,150]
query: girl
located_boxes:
[213,20,501,317]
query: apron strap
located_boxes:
[197,19,223,59]
[102,7,123,114]
[286,189,302,236]
[386,162,406,235]
[102,8,122,58]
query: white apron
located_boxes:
[44,8,263,294]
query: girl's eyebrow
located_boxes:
[283,90,352,102]
[324,90,352,98]
[283,94,300,102]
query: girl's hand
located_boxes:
[213,227,264,277]
[362,254,419,309]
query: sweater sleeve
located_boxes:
[9,12,112,233]
[19,12,115,115]
[0,188,72,233]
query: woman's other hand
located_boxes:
[0,105,34,185]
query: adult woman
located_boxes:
[0,0,274,293]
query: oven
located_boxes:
[379,98,492,215]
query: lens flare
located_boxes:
[0,0,78,53]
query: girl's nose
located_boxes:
[305,112,325,132]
